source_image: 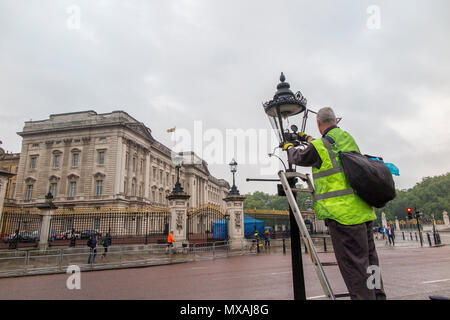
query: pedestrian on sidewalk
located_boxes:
[87,233,98,264]
[166,230,175,254]
[69,228,76,247]
[264,228,271,250]
[101,232,112,259]
[387,227,395,246]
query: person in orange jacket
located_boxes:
[166,230,175,254]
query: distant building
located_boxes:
[0,150,20,206]
[13,110,230,209]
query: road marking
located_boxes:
[422,278,450,284]
[307,295,326,300]
[270,271,291,275]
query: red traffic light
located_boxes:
[407,208,412,213]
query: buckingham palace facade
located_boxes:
[13,110,230,209]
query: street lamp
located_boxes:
[263,72,307,145]
[228,158,240,195]
[262,73,308,300]
[45,190,56,209]
[172,153,185,194]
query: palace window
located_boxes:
[98,151,105,165]
[53,155,60,169]
[72,153,79,167]
[50,183,57,197]
[95,180,103,196]
[30,156,37,170]
[26,184,33,200]
[69,182,76,197]
[131,181,135,196]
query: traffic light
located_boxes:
[406,207,413,220]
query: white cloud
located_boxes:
[0,0,449,194]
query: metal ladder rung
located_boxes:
[334,293,351,299]
[317,262,338,266]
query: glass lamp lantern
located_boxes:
[172,153,185,194]
[263,72,307,144]
[228,158,239,195]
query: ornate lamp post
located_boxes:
[45,191,56,209]
[228,158,240,195]
[262,72,308,301]
[172,153,186,194]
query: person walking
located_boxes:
[69,228,76,248]
[284,107,386,300]
[387,227,395,246]
[101,232,112,259]
[166,230,175,254]
[264,228,271,250]
[87,233,98,264]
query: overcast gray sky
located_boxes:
[1,0,449,195]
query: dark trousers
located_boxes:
[327,219,386,300]
[88,248,97,264]
[388,235,395,246]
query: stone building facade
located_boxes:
[0,150,20,206]
[13,110,230,209]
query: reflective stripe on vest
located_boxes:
[312,137,354,201]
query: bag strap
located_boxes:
[313,136,354,201]
[312,137,344,179]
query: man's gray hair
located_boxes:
[317,107,337,124]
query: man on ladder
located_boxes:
[283,107,387,300]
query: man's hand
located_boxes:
[281,141,299,151]
[298,132,314,143]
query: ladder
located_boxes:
[278,170,350,300]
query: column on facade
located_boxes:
[115,137,125,196]
[144,151,150,201]
[189,176,196,207]
[0,175,10,220]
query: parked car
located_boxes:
[23,230,40,242]
[2,230,40,243]
[2,233,19,243]
[56,230,81,240]
[80,230,101,239]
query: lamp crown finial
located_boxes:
[280,72,285,82]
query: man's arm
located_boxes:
[287,142,322,169]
